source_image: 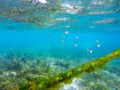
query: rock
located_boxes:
[10,71,17,77]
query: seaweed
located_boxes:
[19,49,120,90]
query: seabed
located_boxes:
[0,49,120,90]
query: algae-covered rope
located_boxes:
[19,49,120,90]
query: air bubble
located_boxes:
[64,31,69,35]
[90,50,93,54]
[74,43,78,47]
[96,40,99,43]
[75,36,79,39]
[97,44,101,48]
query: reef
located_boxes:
[19,49,120,90]
[0,49,119,90]
[0,49,77,90]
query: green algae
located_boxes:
[19,49,120,90]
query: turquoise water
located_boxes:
[0,0,120,90]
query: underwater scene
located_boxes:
[0,0,120,90]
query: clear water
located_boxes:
[0,0,120,90]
